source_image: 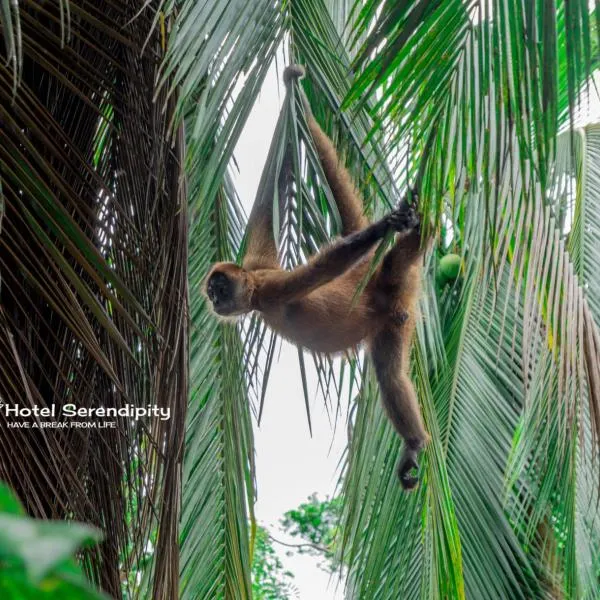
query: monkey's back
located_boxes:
[261,266,384,354]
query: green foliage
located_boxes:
[4,0,600,598]
[251,526,296,600]
[281,495,342,573]
[0,483,107,600]
[338,2,600,598]
[164,0,600,595]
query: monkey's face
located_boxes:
[204,263,253,317]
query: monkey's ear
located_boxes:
[283,64,305,86]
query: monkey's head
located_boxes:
[204,262,255,318]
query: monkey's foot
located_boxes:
[397,439,425,490]
[397,453,419,490]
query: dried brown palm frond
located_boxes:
[0,2,187,598]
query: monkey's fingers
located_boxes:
[396,187,419,210]
[397,451,420,491]
[407,187,419,208]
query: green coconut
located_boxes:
[438,253,462,284]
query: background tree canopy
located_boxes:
[1,1,600,599]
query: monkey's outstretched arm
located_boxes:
[255,208,412,308]
[283,65,368,235]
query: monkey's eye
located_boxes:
[207,272,232,304]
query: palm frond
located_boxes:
[181,169,255,600]
[0,3,187,598]
[339,1,600,598]
[160,1,286,596]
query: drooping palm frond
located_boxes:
[338,1,600,598]
[0,3,187,598]
[160,2,283,596]
[569,125,600,312]
[181,167,255,600]
[505,124,600,599]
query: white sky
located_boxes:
[233,62,346,599]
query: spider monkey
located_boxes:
[205,65,430,490]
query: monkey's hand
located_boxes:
[397,440,423,491]
[386,201,420,233]
[396,187,419,211]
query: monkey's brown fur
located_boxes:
[205,65,430,489]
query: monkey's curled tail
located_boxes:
[283,64,312,117]
[283,64,305,86]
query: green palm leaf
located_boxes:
[181,169,255,600]
[339,1,600,598]
[161,1,283,596]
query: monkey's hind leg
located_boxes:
[370,329,429,490]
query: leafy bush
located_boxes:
[281,494,342,573]
[0,483,108,600]
[252,525,296,599]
